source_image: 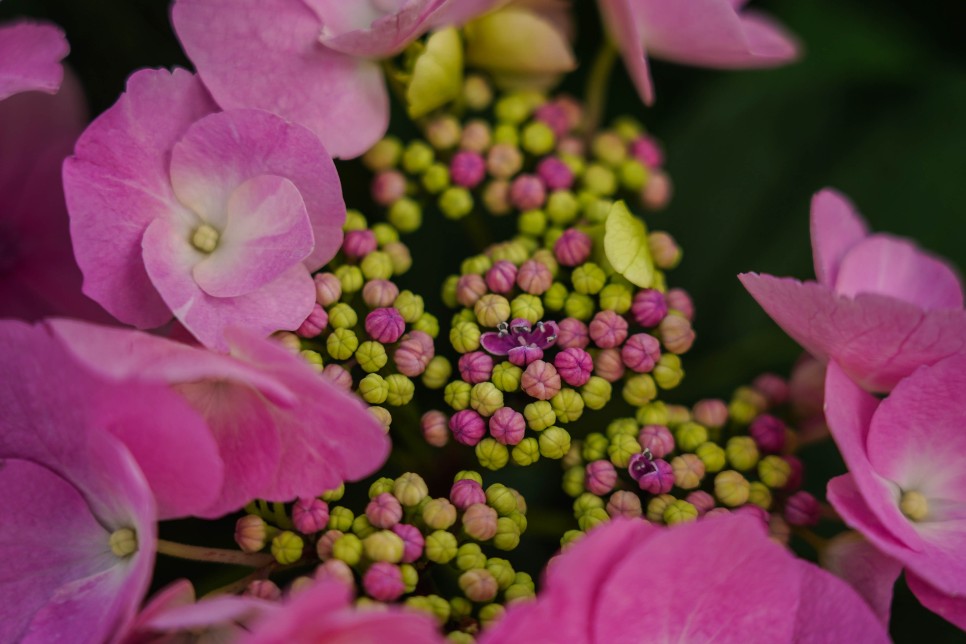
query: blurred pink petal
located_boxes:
[822,531,902,625]
[0,21,68,99]
[311,0,448,58]
[810,189,869,287]
[907,573,966,631]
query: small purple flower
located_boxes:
[631,288,668,327]
[450,479,487,510]
[485,260,518,294]
[536,157,574,191]
[365,307,405,344]
[554,347,593,387]
[489,406,526,446]
[459,351,495,384]
[449,409,487,446]
[391,523,424,564]
[342,229,377,259]
[480,319,559,367]
[638,425,674,458]
[749,414,786,454]
[629,451,673,494]
[509,174,546,211]
[554,229,592,267]
[451,150,487,188]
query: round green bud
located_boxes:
[694,442,726,474]
[384,241,412,274]
[726,436,760,471]
[427,595,451,624]
[573,492,605,515]
[394,290,425,323]
[369,477,395,498]
[475,294,511,328]
[422,355,452,389]
[654,354,685,390]
[326,328,359,361]
[491,361,523,392]
[271,531,304,565]
[564,292,595,321]
[450,596,473,621]
[510,294,544,324]
[523,400,556,431]
[581,376,613,410]
[538,426,571,460]
[476,438,509,470]
[583,196,613,224]
[518,209,547,237]
[463,74,493,110]
[485,484,517,516]
[663,500,699,525]
[356,341,389,374]
[335,265,365,295]
[582,433,609,462]
[361,251,394,281]
[577,507,610,532]
[607,433,639,468]
[328,303,358,329]
[322,483,345,502]
[606,417,639,440]
[369,405,392,431]
[758,455,792,489]
[363,136,403,171]
[511,438,541,466]
[514,570,534,590]
[344,209,367,231]
[470,382,504,417]
[372,222,399,246]
[543,282,568,311]
[715,470,751,507]
[592,132,627,166]
[562,465,585,497]
[494,94,531,124]
[401,563,419,593]
[543,226,564,249]
[363,530,405,563]
[423,498,458,530]
[560,153,585,178]
[459,568,499,603]
[300,350,324,371]
[393,472,429,507]
[359,373,389,404]
[561,529,585,549]
[461,254,492,276]
[388,197,422,234]
[676,422,709,453]
[455,470,484,484]
[505,583,536,603]
[572,263,607,295]
[498,240,532,265]
[413,312,440,338]
[440,186,474,220]
[646,494,675,523]
[636,401,669,427]
[450,321,482,353]
[441,275,460,308]
[493,517,521,551]
[521,121,555,155]
[748,481,773,510]
[729,398,758,426]
[486,557,515,590]
[550,388,585,423]
[479,603,505,629]
[422,162,451,194]
[385,374,415,406]
[583,163,617,196]
[599,283,633,313]
[622,374,657,406]
[453,308,476,325]
[456,543,487,571]
[546,190,580,226]
[351,514,376,539]
[619,158,649,191]
[613,117,642,141]
[331,533,363,565]
[402,140,434,174]
[424,530,458,564]
[444,380,472,410]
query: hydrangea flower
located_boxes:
[741,188,966,392]
[825,355,966,629]
[483,515,887,642]
[480,318,558,366]
[598,0,800,105]
[172,0,505,158]
[63,68,346,350]
[0,20,68,100]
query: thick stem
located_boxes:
[156,539,274,568]
[583,42,618,139]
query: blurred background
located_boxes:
[3,0,963,639]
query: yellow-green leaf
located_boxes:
[604,201,654,288]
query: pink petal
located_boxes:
[310,0,446,58]
[141,216,316,351]
[598,0,655,105]
[63,68,216,328]
[907,573,966,631]
[810,188,869,288]
[0,21,68,99]
[821,531,902,626]
[172,0,389,159]
[426,0,510,27]
[791,557,890,643]
[740,273,966,392]
[834,235,964,310]
[169,108,345,269]
[193,175,314,298]
[138,588,271,634]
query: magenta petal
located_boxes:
[821,531,902,626]
[598,0,655,105]
[193,175,314,298]
[63,68,216,328]
[480,331,516,355]
[834,235,964,310]
[310,0,446,58]
[907,573,966,631]
[0,21,68,99]
[810,188,869,287]
[172,0,389,159]
[791,558,890,643]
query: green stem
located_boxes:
[156,539,274,568]
[793,528,828,554]
[583,41,618,139]
[272,502,294,530]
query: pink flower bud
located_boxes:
[343,229,377,259]
[451,150,487,188]
[297,304,328,338]
[363,279,400,309]
[510,174,546,211]
[589,310,628,349]
[459,351,495,384]
[461,120,492,152]
[456,273,488,307]
[753,373,789,407]
[692,399,728,429]
[642,171,672,211]
[630,135,664,168]
[367,492,404,529]
[322,363,353,390]
[521,360,562,400]
[630,455,674,494]
[621,333,661,373]
[235,514,269,553]
[594,348,626,382]
[784,491,821,527]
[449,409,487,446]
[488,406,526,445]
[460,569,499,603]
[365,307,405,343]
[686,490,716,515]
[733,503,769,527]
[749,414,787,454]
[516,259,553,295]
[363,562,405,602]
[486,143,523,179]
[316,530,343,560]
[665,287,694,321]
[483,179,511,215]
[392,523,425,563]
[556,136,584,157]
[371,170,407,206]
[555,95,583,129]
[534,102,570,137]
[553,229,592,267]
[703,507,732,520]
[554,347,593,387]
[784,455,804,492]
[314,272,342,306]
[463,503,499,541]
[536,157,574,191]
[246,580,282,601]
[450,479,487,510]
[420,410,449,447]
[315,558,355,587]
[585,460,617,495]
[638,425,674,458]
[394,331,434,377]
[631,289,667,327]
[485,260,517,294]
[606,490,643,518]
[649,231,680,269]
[292,497,330,534]
[556,317,589,350]
[658,315,695,354]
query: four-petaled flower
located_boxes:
[480,318,559,367]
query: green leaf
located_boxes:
[604,201,654,288]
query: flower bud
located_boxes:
[649,231,681,269]
[328,506,354,532]
[671,454,706,489]
[607,433,639,469]
[521,360,562,400]
[594,348,626,383]
[271,531,304,565]
[664,500,699,525]
[758,455,793,489]
[384,374,415,406]
[363,562,405,602]
[748,481,773,510]
[463,503,499,541]
[450,150,487,189]
[246,579,283,601]
[364,136,402,171]
[510,294,544,324]
[459,569,499,603]
[366,493,403,530]
[371,170,407,206]
[450,321,482,353]
[696,442,727,473]
[631,289,667,327]
[314,272,342,306]
[235,514,271,553]
[477,437,510,471]
[293,498,330,535]
[646,494,675,522]
[450,409,487,446]
[658,314,695,354]
[470,382,504,417]
[749,414,787,454]
[553,228,592,267]
[352,513,377,539]
[692,399,728,429]
[638,425,674,458]
[715,470,751,507]
[489,406,526,445]
[686,490,716,515]
[419,498,455,532]
[553,347,592,387]
[632,455,674,494]
[335,265,364,293]
[622,374,657,407]
[665,287,694,320]
[551,388,584,423]
[444,380,471,411]
[606,490,643,518]
[315,529,343,561]
[363,529,406,564]
[365,307,405,344]
[297,304,328,339]
[578,508,610,531]
[494,517,522,551]
[580,376,612,410]
[358,373,388,405]
[523,400,556,431]
[393,473,429,507]
[486,143,523,179]
[328,303,358,329]
[322,364,353,390]
[490,361,522,392]
[394,331,434,377]
[653,353,684,389]
[511,437,541,466]
[621,333,661,373]
[564,292,595,321]
[509,174,546,211]
[439,186,474,220]
[457,543,487,571]
[784,491,821,527]
[726,436,760,471]
[451,479,487,510]
[636,401,669,426]
[425,530,458,564]
[585,460,617,495]
[515,259,553,296]
[482,262,515,296]
[572,263,607,296]
[483,179,512,215]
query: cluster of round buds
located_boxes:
[559,372,821,548]
[275,210,444,434]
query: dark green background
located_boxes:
[4,0,962,639]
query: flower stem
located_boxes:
[583,41,618,139]
[156,539,274,567]
[793,527,828,554]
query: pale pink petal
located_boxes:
[791,558,890,643]
[126,579,196,637]
[63,68,216,328]
[172,0,389,159]
[734,10,801,63]
[598,0,655,105]
[834,235,964,310]
[193,175,314,298]
[142,216,316,350]
[739,273,966,392]
[136,587,271,635]
[810,188,869,287]
[311,0,446,58]
[907,573,966,631]
[821,531,902,626]
[0,21,68,99]
[169,108,345,269]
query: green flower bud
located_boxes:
[332,533,363,565]
[675,422,709,453]
[646,494,675,523]
[461,254,492,276]
[538,426,571,459]
[514,571,534,590]
[427,595,451,624]
[352,514,376,539]
[485,484,517,516]
[510,294,544,324]
[664,500,698,525]
[363,530,405,563]
[521,121,555,156]
[455,470,483,484]
[562,465,585,497]
[450,321,482,353]
[384,241,413,274]
[359,373,389,404]
[459,568,499,603]
[456,543,487,571]
[326,328,359,361]
[544,226,564,250]
[372,222,400,246]
[725,436,760,471]
[271,531,304,565]
[393,472,429,507]
[583,196,614,224]
[599,283,632,313]
[696,442,726,473]
[619,158,649,191]
[505,583,535,603]
[546,190,580,226]
[758,455,792,489]
[440,186,474,220]
[450,596,473,621]
[715,470,751,507]
[422,356,452,389]
[561,529,584,548]
[425,530,458,564]
[518,209,547,237]
[622,374,657,406]
[385,374,415,406]
[523,400,556,431]
[591,132,626,166]
[654,354,684,390]
[492,123,518,146]
[493,517,521,551]
[486,557,515,590]
[543,282,568,311]
[444,380,472,410]
[401,563,419,593]
[470,382,504,417]
[491,361,523,392]
[388,197,423,234]
[413,312,440,338]
[402,140,435,174]
[423,163,451,194]
[728,398,758,426]
[453,308,476,325]
[369,477,396,498]
[572,263,607,295]
[606,417,638,439]
[490,240,530,265]
[322,484,345,503]
[394,290,425,323]
[423,498,458,530]
[607,433,639,468]
[582,433,609,461]
[328,302,358,329]
[550,388,584,423]
[564,292,595,320]
[361,251,394,281]
[748,481,773,510]
[583,163,617,196]
[581,376,613,410]
[511,438,541,466]
[463,73,493,110]
[494,94,532,124]
[368,405,392,430]
[476,438,509,470]
[577,507,610,531]
[300,350,324,372]
[636,401,669,427]
[356,341,389,374]
[475,294,511,328]
[573,492,605,515]
[344,209,367,231]
[363,137,402,171]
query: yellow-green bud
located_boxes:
[599,283,632,313]
[440,186,474,220]
[444,380,472,410]
[619,159,648,191]
[486,558,515,590]
[476,438,509,470]
[572,263,607,295]
[521,121,555,156]
[335,265,364,293]
[363,137,402,171]
[394,290,425,323]
[422,356,452,389]
[493,517,521,551]
[543,282,568,312]
[359,373,389,404]
[646,494,676,523]
[393,472,429,507]
[423,163,450,194]
[729,398,758,426]
[461,254,492,276]
[300,350,324,372]
[654,354,684,390]
[441,275,460,308]
[450,596,473,622]
[748,481,773,510]
[622,374,657,407]
[505,583,535,603]
[663,500,698,525]
[510,294,544,324]
[562,465,585,497]
[607,433,639,468]
[582,433,609,462]
[582,195,612,224]
[485,484,517,516]
[491,361,522,392]
[583,163,617,196]
[573,492,605,515]
[372,222,399,246]
[402,140,434,174]
[606,417,638,439]
[332,533,363,565]
[424,530,458,564]
[352,514,376,539]
[271,531,304,565]
[518,209,547,237]
[401,563,419,593]
[450,321,481,353]
[459,568,499,603]
[369,477,395,498]
[413,312,440,338]
[546,190,580,226]
[538,426,571,459]
[613,117,642,141]
[511,437,540,466]
[423,498,458,530]
[361,251,394,280]
[369,405,392,429]
[344,209,367,231]
[384,241,413,274]
[328,303,358,329]
[561,529,585,549]
[385,374,415,406]
[636,401,670,426]
[363,530,405,563]
[564,292,595,320]
[726,436,760,471]
[490,240,530,265]
[675,422,709,453]
[322,484,345,503]
[474,294,511,327]
[715,470,751,507]
[581,376,613,410]
[758,455,792,489]
[577,507,610,531]
[550,388,584,423]
[456,543,487,571]
[356,341,388,373]
[696,442,727,473]
[523,400,556,430]
[455,470,483,484]
[470,382,504,417]
[326,328,359,361]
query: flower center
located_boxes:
[899,490,929,522]
[109,527,138,558]
[190,223,220,254]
